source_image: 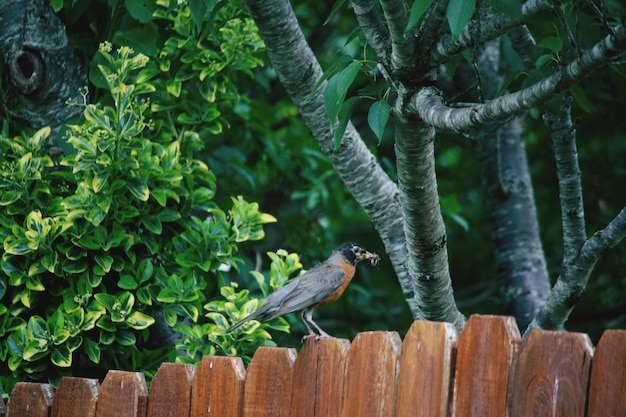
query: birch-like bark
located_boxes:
[543,97,586,265]
[395,87,465,329]
[456,43,550,331]
[430,0,551,65]
[243,0,421,317]
[525,207,626,333]
[413,24,626,131]
[474,121,549,330]
[379,0,416,77]
[363,0,465,327]
[352,0,390,66]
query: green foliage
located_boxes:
[447,0,476,40]
[176,249,300,363]
[0,43,275,393]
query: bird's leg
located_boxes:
[303,308,331,338]
[299,310,318,340]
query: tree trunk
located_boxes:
[0,0,86,147]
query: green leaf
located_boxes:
[118,274,138,290]
[112,26,159,57]
[324,0,347,25]
[125,0,156,23]
[537,36,563,53]
[95,255,114,273]
[485,0,521,19]
[116,330,137,346]
[189,0,206,31]
[495,70,524,97]
[84,338,101,363]
[535,54,556,69]
[126,311,155,330]
[325,60,360,132]
[569,84,591,113]
[406,0,436,32]
[127,179,150,201]
[333,96,360,151]
[447,0,476,39]
[367,100,390,144]
[51,345,72,367]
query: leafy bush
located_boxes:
[0,44,276,394]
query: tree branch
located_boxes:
[415,0,449,72]
[412,24,626,131]
[430,0,551,65]
[395,85,465,329]
[379,0,416,77]
[543,96,586,265]
[352,0,390,65]
[525,206,626,334]
[243,0,422,317]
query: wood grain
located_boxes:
[507,330,593,417]
[290,336,350,417]
[191,355,246,417]
[341,331,402,417]
[95,370,148,417]
[396,320,458,417]
[452,315,521,417]
[147,362,196,417]
[6,382,54,417]
[243,347,296,417]
[51,377,99,417]
[587,329,626,417]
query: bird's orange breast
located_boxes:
[316,262,356,306]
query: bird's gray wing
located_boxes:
[261,263,346,320]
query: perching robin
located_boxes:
[224,242,379,338]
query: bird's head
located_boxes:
[337,242,380,266]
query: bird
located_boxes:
[224,242,379,338]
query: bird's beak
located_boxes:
[358,250,380,266]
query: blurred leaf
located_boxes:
[406,0,436,32]
[447,0,476,39]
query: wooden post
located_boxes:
[243,347,296,417]
[587,329,626,416]
[290,337,350,417]
[191,356,246,417]
[452,315,521,417]
[6,382,54,417]
[396,320,458,417]
[147,363,196,417]
[95,370,148,417]
[51,377,99,417]
[341,331,402,417]
[507,330,593,417]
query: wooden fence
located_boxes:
[2,315,625,417]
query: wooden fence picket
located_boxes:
[395,320,457,417]
[341,331,402,417]
[50,377,99,417]
[243,346,296,417]
[4,317,626,417]
[506,330,593,417]
[6,382,53,417]
[95,370,148,417]
[452,315,521,417]
[191,355,246,417]
[290,336,350,417]
[147,363,195,417]
[587,329,626,417]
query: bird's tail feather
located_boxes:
[223,310,262,333]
